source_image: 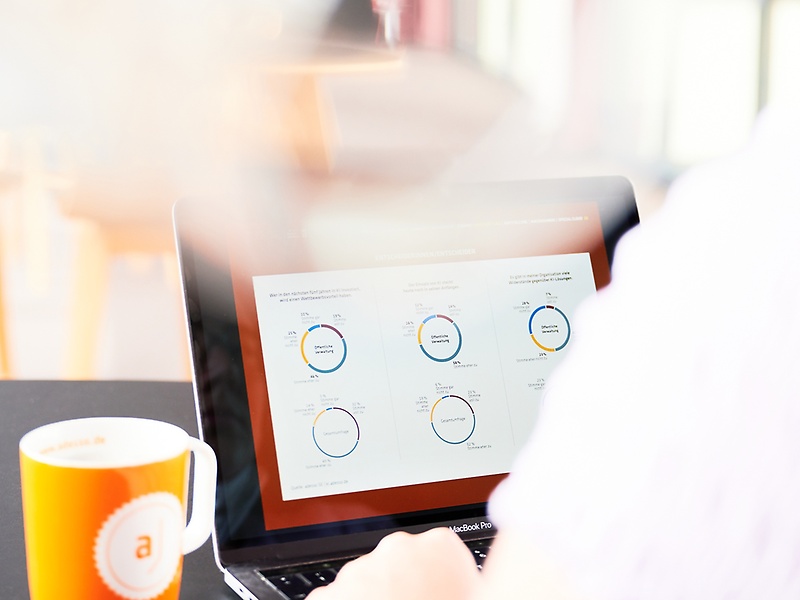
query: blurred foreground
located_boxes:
[1,0,797,379]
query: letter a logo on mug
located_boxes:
[19,417,217,600]
[94,492,185,598]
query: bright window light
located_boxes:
[665,0,760,166]
[476,0,512,74]
[508,1,573,136]
[768,0,800,106]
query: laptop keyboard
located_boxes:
[262,540,490,599]
[265,567,340,600]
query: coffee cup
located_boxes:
[19,416,217,600]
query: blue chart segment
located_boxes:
[417,314,463,362]
[301,324,347,373]
[528,305,571,352]
[430,395,476,444]
[312,407,360,458]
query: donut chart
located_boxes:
[417,314,463,362]
[312,407,360,458]
[301,324,347,373]
[430,395,476,444]
[528,305,571,352]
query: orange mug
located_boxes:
[19,417,217,600]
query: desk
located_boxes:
[0,380,238,599]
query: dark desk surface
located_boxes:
[1,380,239,599]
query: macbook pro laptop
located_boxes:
[172,177,639,600]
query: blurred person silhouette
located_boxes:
[308,104,800,600]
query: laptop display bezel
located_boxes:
[173,177,639,569]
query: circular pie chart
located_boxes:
[300,324,347,373]
[417,314,462,362]
[429,395,476,445]
[528,305,571,352]
[312,407,360,458]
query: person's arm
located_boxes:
[307,527,586,600]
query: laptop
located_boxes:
[172,177,639,600]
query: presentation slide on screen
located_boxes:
[253,253,596,501]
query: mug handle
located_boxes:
[182,438,217,554]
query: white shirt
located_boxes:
[489,107,800,600]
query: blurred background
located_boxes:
[1,0,798,380]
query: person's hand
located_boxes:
[307,527,479,600]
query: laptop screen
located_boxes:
[174,177,638,564]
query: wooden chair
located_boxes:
[56,168,188,380]
[0,131,23,379]
[0,230,10,379]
